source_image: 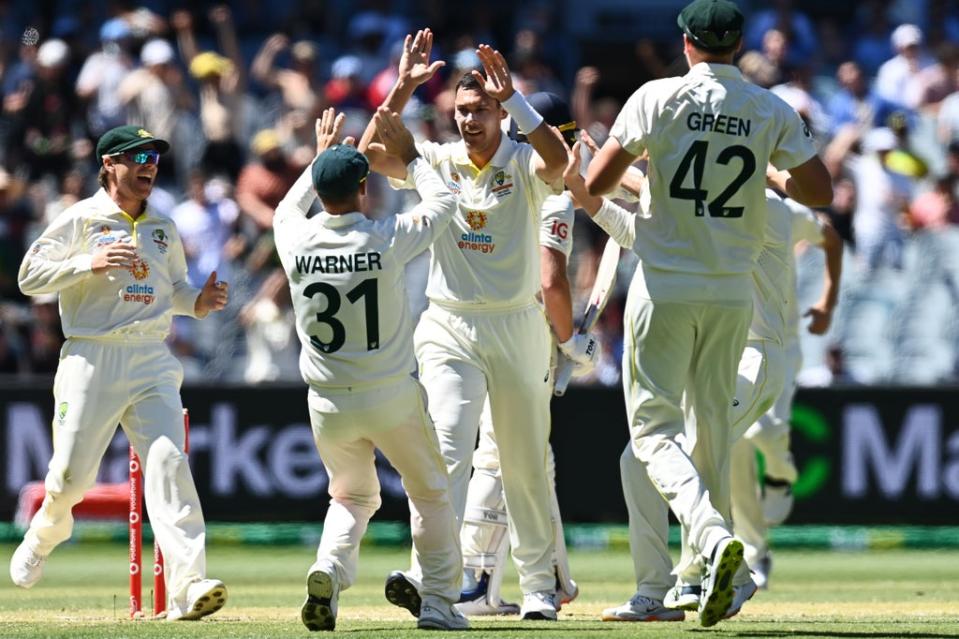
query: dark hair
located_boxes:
[98,165,109,189]
[455,72,493,99]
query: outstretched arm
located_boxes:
[359,29,445,179]
[806,218,843,334]
[473,44,567,184]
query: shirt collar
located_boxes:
[686,61,744,81]
[316,211,366,228]
[92,188,153,223]
[452,132,516,171]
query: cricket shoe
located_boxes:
[9,542,46,589]
[601,594,685,622]
[723,580,758,620]
[418,595,470,630]
[455,571,520,616]
[520,590,558,620]
[762,477,794,526]
[301,563,339,631]
[698,536,744,627]
[385,570,421,618]
[752,554,772,590]
[167,579,228,621]
[664,583,701,611]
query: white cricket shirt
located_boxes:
[390,133,556,309]
[275,158,456,389]
[610,62,817,303]
[18,188,200,340]
[782,196,826,343]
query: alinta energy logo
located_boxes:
[459,211,495,254]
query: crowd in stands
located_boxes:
[2,1,959,386]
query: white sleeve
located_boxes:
[592,198,636,249]
[387,141,441,191]
[609,87,650,156]
[786,198,825,246]
[273,166,314,251]
[168,225,201,318]
[18,212,93,296]
[770,97,818,171]
[389,158,457,264]
[539,193,574,258]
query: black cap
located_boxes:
[509,92,577,147]
[677,0,744,52]
[311,145,370,200]
[96,125,170,165]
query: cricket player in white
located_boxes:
[11,125,229,621]
[273,108,469,630]
[359,30,572,620]
[274,108,466,631]
[661,187,843,618]
[584,0,832,626]
[731,178,843,590]
[457,95,592,615]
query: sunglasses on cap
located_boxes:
[110,150,160,165]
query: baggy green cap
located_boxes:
[311,145,370,200]
[96,125,170,165]
[677,0,744,52]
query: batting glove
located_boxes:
[558,333,598,376]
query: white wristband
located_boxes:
[502,91,543,135]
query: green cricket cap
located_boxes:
[311,145,370,200]
[677,0,744,52]
[96,125,170,164]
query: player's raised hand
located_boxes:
[398,28,445,87]
[91,241,137,274]
[315,107,347,155]
[564,141,586,189]
[472,44,514,101]
[369,107,418,165]
[195,270,229,317]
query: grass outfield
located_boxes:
[1,543,958,638]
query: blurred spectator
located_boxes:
[25,294,62,373]
[745,0,819,68]
[239,268,299,383]
[738,51,780,89]
[772,63,830,139]
[912,42,959,109]
[118,39,191,184]
[827,61,905,136]
[324,55,369,111]
[847,128,914,273]
[251,34,323,116]
[235,129,300,231]
[853,1,895,76]
[174,6,249,181]
[510,29,564,97]
[41,169,85,227]
[170,170,242,288]
[346,12,391,85]
[8,39,77,181]
[909,175,959,229]
[0,169,32,301]
[822,176,857,247]
[75,18,133,138]
[875,24,935,108]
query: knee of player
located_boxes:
[143,436,187,473]
[330,493,382,513]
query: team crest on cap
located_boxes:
[465,210,487,231]
[130,256,150,280]
[136,129,153,138]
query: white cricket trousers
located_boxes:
[23,338,205,612]
[681,339,787,583]
[734,337,801,566]
[307,376,460,603]
[621,294,751,588]
[460,399,571,587]
[414,302,555,593]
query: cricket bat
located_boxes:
[553,237,621,396]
